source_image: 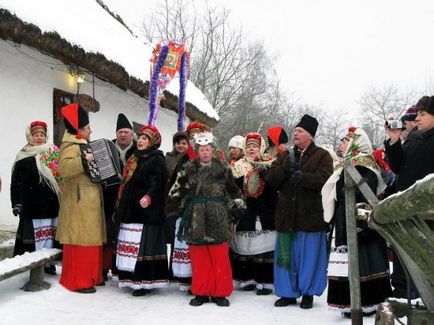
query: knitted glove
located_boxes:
[289,170,302,185]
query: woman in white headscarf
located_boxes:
[11,121,62,274]
[322,127,392,318]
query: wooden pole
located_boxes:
[344,167,363,324]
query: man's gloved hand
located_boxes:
[12,204,22,217]
[229,207,246,224]
[282,153,294,174]
[289,170,302,185]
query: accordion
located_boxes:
[81,139,122,186]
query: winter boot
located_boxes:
[132,289,151,297]
[211,297,230,307]
[76,287,96,294]
[274,297,297,307]
[189,296,210,306]
[300,295,313,309]
[256,288,272,296]
[242,284,256,291]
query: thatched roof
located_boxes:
[0,8,219,127]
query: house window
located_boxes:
[53,89,75,147]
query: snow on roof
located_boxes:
[168,78,220,121]
[0,0,219,122]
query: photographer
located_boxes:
[400,106,421,151]
[384,95,434,299]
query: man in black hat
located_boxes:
[102,113,137,281]
[114,113,136,169]
[267,114,333,310]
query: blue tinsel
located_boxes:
[148,45,169,125]
[177,52,188,131]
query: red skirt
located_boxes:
[189,242,233,297]
[60,245,103,291]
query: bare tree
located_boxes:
[316,108,351,150]
[141,0,198,52]
[358,84,417,145]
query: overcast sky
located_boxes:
[106,0,434,116]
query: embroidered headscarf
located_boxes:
[12,122,63,201]
[321,127,386,222]
[232,133,274,179]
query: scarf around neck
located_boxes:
[12,124,63,201]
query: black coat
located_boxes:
[117,149,167,225]
[234,176,277,231]
[333,166,383,246]
[267,143,333,232]
[10,156,59,219]
[385,128,434,192]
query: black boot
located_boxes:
[189,296,210,306]
[211,297,230,307]
[44,265,56,275]
[132,289,151,297]
[76,287,96,294]
[300,295,313,309]
[256,288,272,296]
[274,297,297,307]
[242,284,256,291]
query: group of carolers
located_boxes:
[10,103,394,315]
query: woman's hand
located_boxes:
[139,195,151,208]
[85,152,94,163]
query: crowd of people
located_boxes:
[8,95,434,317]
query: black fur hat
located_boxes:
[415,96,434,115]
[116,113,133,131]
[296,114,318,137]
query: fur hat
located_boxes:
[228,135,244,149]
[193,132,216,152]
[172,131,188,145]
[266,125,288,147]
[415,96,434,115]
[30,121,47,136]
[61,103,89,134]
[296,114,318,137]
[186,122,210,137]
[139,125,161,148]
[116,113,133,131]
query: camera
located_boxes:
[385,120,403,129]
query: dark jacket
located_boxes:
[234,175,277,231]
[267,143,333,232]
[10,156,59,219]
[165,151,189,192]
[166,158,244,245]
[334,166,383,246]
[117,149,167,225]
[385,128,434,192]
[103,139,137,242]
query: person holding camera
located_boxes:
[267,114,333,309]
[400,106,422,151]
[384,95,434,299]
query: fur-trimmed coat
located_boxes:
[267,143,333,232]
[166,158,245,245]
[56,132,106,246]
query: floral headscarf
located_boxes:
[322,127,386,222]
[13,122,63,201]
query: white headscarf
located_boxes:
[321,127,386,222]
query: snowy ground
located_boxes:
[0,267,376,325]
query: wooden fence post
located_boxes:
[344,167,363,325]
